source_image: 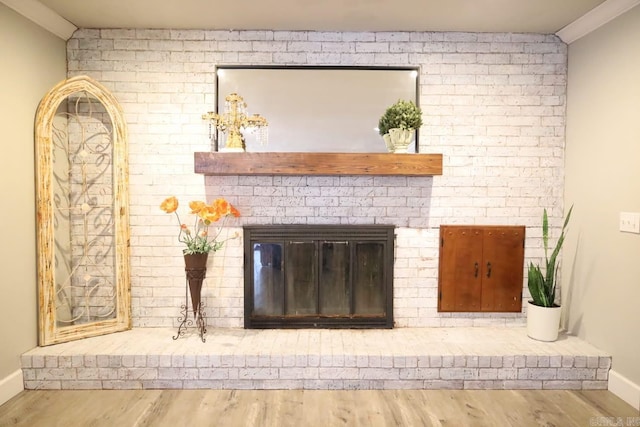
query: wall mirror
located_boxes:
[35,75,131,346]
[215,66,420,153]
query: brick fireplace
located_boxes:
[64,28,567,329]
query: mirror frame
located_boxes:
[214,65,421,153]
[35,75,131,346]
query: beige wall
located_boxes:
[564,5,640,385]
[0,4,66,379]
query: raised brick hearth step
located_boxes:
[21,327,610,391]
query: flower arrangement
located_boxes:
[160,196,240,255]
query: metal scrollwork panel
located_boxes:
[36,76,131,346]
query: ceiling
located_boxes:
[36,0,608,34]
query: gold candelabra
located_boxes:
[202,93,268,152]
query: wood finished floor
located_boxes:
[0,389,638,427]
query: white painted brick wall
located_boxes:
[67,29,567,328]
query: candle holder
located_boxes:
[203,92,268,152]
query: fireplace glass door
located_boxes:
[245,226,393,328]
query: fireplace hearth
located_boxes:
[243,225,394,328]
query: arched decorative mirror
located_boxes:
[35,75,131,346]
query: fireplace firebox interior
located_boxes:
[243,225,394,328]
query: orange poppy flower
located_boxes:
[160,196,178,213]
[189,201,206,214]
[211,198,229,215]
[199,205,221,224]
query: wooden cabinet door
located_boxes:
[480,227,525,312]
[438,225,525,313]
[438,227,484,311]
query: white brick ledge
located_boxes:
[21,327,610,391]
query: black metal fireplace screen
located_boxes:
[244,225,394,328]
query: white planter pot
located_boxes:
[388,128,415,153]
[526,302,561,342]
[382,133,394,152]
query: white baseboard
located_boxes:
[608,369,640,411]
[0,369,24,406]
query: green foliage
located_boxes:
[528,205,573,307]
[378,99,423,136]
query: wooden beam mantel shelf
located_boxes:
[194,152,443,176]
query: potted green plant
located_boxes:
[527,205,573,341]
[378,99,423,153]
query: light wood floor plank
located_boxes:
[451,390,509,427]
[520,390,585,427]
[577,390,640,418]
[0,389,637,427]
[500,390,564,426]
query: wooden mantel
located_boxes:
[194,152,443,176]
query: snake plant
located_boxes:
[527,205,573,308]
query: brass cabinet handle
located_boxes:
[474,262,479,278]
[486,261,492,278]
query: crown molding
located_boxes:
[557,0,640,44]
[0,0,76,40]
[2,0,637,44]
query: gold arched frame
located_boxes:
[35,75,131,346]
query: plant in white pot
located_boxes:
[378,99,423,153]
[527,205,573,342]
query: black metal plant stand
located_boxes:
[173,255,208,343]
